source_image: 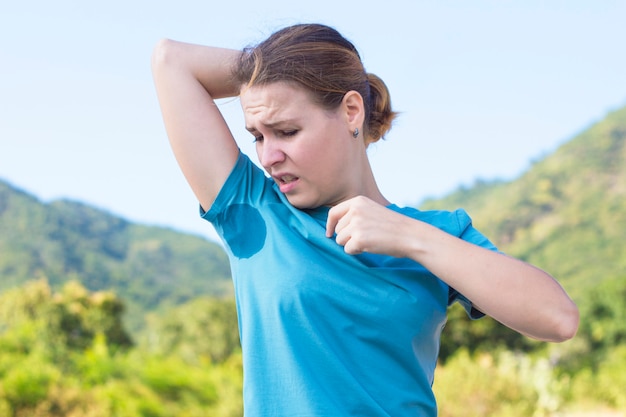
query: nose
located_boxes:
[258,137,286,169]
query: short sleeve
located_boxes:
[200,151,268,222]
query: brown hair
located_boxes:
[232,23,397,144]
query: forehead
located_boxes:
[240,82,319,123]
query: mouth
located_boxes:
[277,174,298,184]
[274,174,300,193]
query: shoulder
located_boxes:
[202,152,275,220]
[391,205,498,251]
[390,205,472,235]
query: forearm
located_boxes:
[151,39,241,99]
[402,220,579,342]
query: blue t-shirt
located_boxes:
[202,152,496,417]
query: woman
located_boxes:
[152,23,578,416]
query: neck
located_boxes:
[358,155,390,206]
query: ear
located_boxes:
[341,90,365,131]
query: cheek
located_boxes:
[303,141,346,184]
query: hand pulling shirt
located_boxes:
[202,152,496,417]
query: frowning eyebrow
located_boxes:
[245,119,299,133]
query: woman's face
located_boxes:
[240,82,364,209]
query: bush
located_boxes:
[433,349,567,417]
[570,345,626,411]
[1,353,61,409]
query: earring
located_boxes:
[352,128,359,138]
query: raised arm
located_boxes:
[151,39,241,211]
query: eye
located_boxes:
[252,135,264,143]
[279,130,298,138]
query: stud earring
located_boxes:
[352,128,359,138]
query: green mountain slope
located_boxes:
[421,105,626,301]
[0,181,232,326]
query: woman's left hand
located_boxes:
[326,196,413,257]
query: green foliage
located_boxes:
[0,181,232,332]
[139,296,239,364]
[0,280,243,417]
[439,304,542,363]
[557,276,626,373]
[1,353,61,408]
[568,345,626,412]
[74,333,128,386]
[587,346,626,409]
[0,279,132,358]
[434,349,570,417]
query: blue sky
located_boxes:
[1,1,625,242]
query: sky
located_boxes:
[1,0,625,243]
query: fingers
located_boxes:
[325,196,411,258]
[325,200,350,238]
[326,196,374,254]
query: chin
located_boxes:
[285,195,320,210]
[288,200,315,210]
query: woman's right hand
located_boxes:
[151,39,241,211]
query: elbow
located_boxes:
[151,38,178,73]
[547,301,580,343]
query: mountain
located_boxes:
[420,104,626,302]
[0,181,232,327]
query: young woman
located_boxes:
[152,23,579,417]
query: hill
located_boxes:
[420,104,626,302]
[420,105,626,365]
[0,181,232,327]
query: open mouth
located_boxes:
[278,175,298,184]
[275,174,300,193]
